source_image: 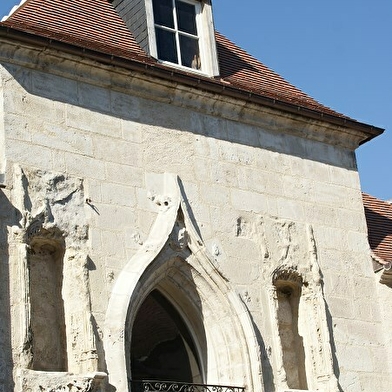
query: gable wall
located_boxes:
[1,42,391,392]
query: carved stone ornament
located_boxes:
[168,212,188,251]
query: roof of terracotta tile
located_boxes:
[363,193,392,263]
[0,0,384,136]
[215,31,335,114]
[1,0,151,61]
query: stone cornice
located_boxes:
[0,31,383,150]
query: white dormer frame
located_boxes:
[145,0,219,77]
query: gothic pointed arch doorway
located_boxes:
[104,174,263,391]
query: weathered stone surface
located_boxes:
[19,370,106,392]
[1,36,391,392]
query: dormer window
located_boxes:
[113,0,219,76]
[153,0,202,70]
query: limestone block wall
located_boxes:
[1,41,391,392]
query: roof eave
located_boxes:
[0,25,384,144]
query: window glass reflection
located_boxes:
[180,35,200,69]
[155,28,178,64]
[153,0,174,28]
[176,0,197,35]
[153,0,201,71]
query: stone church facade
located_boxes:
[0,1,390,391]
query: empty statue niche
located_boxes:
[274,272,308,390]
[27,226,67,371]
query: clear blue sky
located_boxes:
[1,0,391,200]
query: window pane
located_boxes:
[153,0,174,28]
[156,27,178,64]
[176,0,197,35]
[180,35,200,69]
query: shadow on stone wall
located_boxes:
[0,189,21,391]
[321,280,344,392]
[246,307,275,392]
[3,62,357,171]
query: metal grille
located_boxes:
[131,380,245,392]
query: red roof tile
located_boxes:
[1,0,152,62]
[1,0,349,120]
[363,193,392,263]
[215,31,341,116]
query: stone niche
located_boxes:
[236,214,339,392]
[273,269,307,390]
[9,165,105,391]
[27,224,67,372]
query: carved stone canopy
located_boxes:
[273,267,303,287]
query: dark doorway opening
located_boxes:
[131,290,202,383]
